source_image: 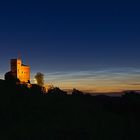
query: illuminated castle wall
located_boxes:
[11,58,30,83]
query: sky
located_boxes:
[0,0,140,92]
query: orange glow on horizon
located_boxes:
[44,82,140,93]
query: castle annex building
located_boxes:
[5,58,30,83]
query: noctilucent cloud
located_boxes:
[0,0,140,92]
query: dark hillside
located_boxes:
[0,80,140,140]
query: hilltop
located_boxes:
[0,79,140,140]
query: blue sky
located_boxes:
[0,0,140,92]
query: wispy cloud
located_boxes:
[31,67,140,92]
[127,83,140,86]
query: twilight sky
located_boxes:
[0,0,140,92]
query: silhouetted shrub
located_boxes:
[47,87,67,96]
[72,88,84,96]
[30,84,44,95]
[5,71,20,84]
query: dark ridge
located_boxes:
[0,79,140,140]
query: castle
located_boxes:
[5,58,30,83]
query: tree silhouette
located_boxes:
[72,88,84,96]
[47,87,67,96]
[5,71,20,84]
[35,72,44,87]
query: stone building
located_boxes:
[5,58,30,83]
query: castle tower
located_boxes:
[10,58,30,83]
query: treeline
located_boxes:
[0,79,140,140]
